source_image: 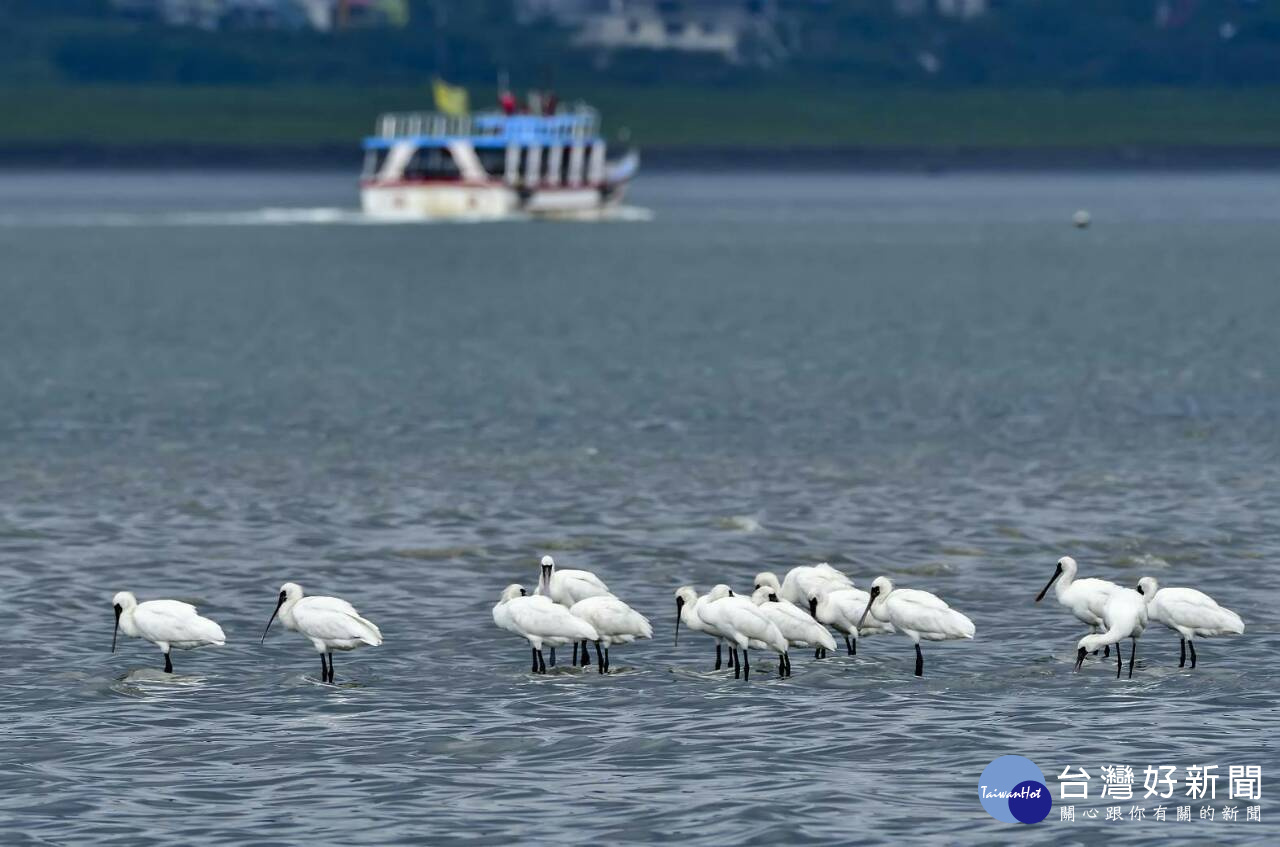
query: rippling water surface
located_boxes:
[1,170,1278,845]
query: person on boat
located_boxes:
[500,89,516,115]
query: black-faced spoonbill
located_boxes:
[493,584,599,674]
[750,586,836,676]
[1136,577,1244,669]
[807,583,894,657]
[111,591,226,673]
[697,585,788,681]
[756,564,854,657]
[1074,587,1147,678]
[537,555,612,667]
[858,577,975,677]
[675,586,726,670]
[569,595,653,673]
[1035,556,1122,657]
[261,582,382,684]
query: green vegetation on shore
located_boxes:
[6,84,1280,152]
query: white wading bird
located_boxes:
[1074,586,1147,679]
[1136,577,1244,669]
[750,586,836,676]
[675,586,728,670]
[493,584,599,674]
[569,595,653,674]
[1035,555,1122,658]
[696,585,788,681]
[807,583,894,656]
[858,577,975,677]
[111,591,226,673]
[537,555,612,668]
[261,582,382,684]
[756,564,854,657]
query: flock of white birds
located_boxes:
[106,554,1245,684]
[1035,556,1245,678]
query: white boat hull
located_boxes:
[361,181,627,221]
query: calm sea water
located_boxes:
[0,170,1277,845]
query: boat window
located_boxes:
[476,148,506,179]
[362,149,389,178]
[403,146,461,180]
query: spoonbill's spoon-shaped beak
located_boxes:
[1074,646,1087,670]
[857,585,881,629]
[674,597,683,646]
[111,603,122,653]
[261,590,286,644]
[1035,562,1063,603]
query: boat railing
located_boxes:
[375,106,600,143]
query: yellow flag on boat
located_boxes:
[432,78,469,116]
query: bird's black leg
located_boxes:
[714,642,722,670]
[1128,639,1136,679]
[531,647,539,674]
[605,646,611,673]
[581,640,591,667]
[1103,644,1110,658]
[785,652,792,676]
[596,640,605,674]
[573,642,579,666]
[537,649,547,674]
[549,647,557,668]
[1115,644,1122,678]
[743,649,750,681]
[320,653,328,681]
[1179,638,1186,668]
[844,635,853,655]
[778,654,785,677]
[327,652,335,683]
[164,652,173,674]
[732,647,740,679]
[914,644,923,677]
[1188,640,1197,669]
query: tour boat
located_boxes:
[360,104,639,220]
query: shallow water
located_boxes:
[1,170,1278,844]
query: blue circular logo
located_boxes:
[979,755,1051,824]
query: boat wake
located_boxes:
[0,205,653,228]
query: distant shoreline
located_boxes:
[4,144,1280,172]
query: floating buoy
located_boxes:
[1073,209,1092,228]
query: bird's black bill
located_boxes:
[857,598,873,629]
[111,604,121,653]
[1074,646,1087,670]
[1035,564,1063,603]
[808,597,818,617]
[261,592,286,644]
[1135,583,1144,595]
[674,597,684,646]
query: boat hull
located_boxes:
[361,181,626,221]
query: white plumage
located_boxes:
[1036,556,1122,651]
[569,595,652,673]
[807,583,893,656]
[112,591,226,673]
[536,555,612,667]
[675,585,729,671]
[262,582,382,683]
[1075,586,1147,678]
[859,576,975,677]
[697,585,788,680]
[493,584,600,674]
[755,563,854,609]
[1137,576,1243,669]
[751,586,835,675]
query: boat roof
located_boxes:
[363,108,602,150]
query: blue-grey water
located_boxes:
[0,170,1277,845]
